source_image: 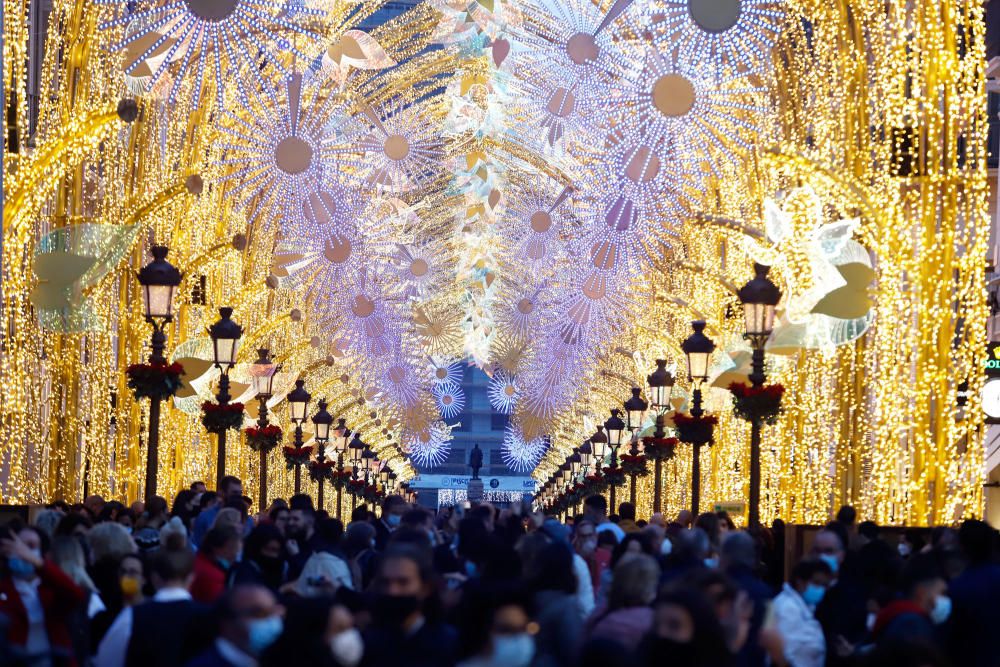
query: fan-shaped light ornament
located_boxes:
[498,180,573,273]
[605,48,766,176]
[433,382,466,419]
[216,71,363,216]
[96,0,324,106]
[402,422,452,468]
[642,0,785,74]
[487,370,519,414]
[502,423,548,473]
[578,156,688,277]
[378,357,426,410]
[391,241,446,300]
[508,0,633,146]
[334,274,403,360]
[431,361,464,386]
[350,101,445,192]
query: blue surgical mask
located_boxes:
[217,558,232,571]
[8,556,37,580]
[465,560,478,578]
[703,557,718,569]
[801,583,826,608]
[930,595,951,625]
[492,634,535,667]
[247,615,283,654]
[818,554,839,575]
[386,514,401,528]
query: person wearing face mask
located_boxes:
[191,525,242,604]
[637,588,734,666]
[260,598,359,667]
[770,558,832,667]
[373,496,408,552]
[870,555,949,651]
[456,586,537,667]
[361,545,458,667]
[574,520,602,598]
[231,525,286,593]
[811,526,869,667]
[0,523,86,667]
[91,554,147,651]
[96,547,213,667]
[186,585,284,667]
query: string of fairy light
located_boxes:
[0,0,990,527]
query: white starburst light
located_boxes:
[96,0,324,106]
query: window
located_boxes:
[489,448,506,465]
[447,449,466,465]
[490,413,508,431]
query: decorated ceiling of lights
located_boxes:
[1,0,989,525]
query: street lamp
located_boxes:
[578,440,593,477]
[623,388,648,433]
[135,245,181,500]
[250,348,279,508]
[312,400,334,510]
[622,388,648,507]
[329,418,350,519]
[286,379,311,493]
[604,410,625,508]
[681,320,716,516]
[209,307,243,489]
[360,446,377,508]
[738,263,782,528]
[647,360,675,513]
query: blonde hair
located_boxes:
[50,536,97,592]
[87,522,136,562]
[608,553,660,610]
[211,507,243,531]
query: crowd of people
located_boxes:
[1,476,998,667]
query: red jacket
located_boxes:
[0,560,85,667]
[190,552,227,603]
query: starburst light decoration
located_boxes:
[642,0,785,74]
[96,0,325,106]
[487,370,519,414]
[216,71,363,215]
[502,423,548,473]
[433,382,466,419]
[402,421,453,468]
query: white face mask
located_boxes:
[898,543,911,557]
[866,612,876,632]
[329,628,364,667]
[930,595,951,625]
[660,539,673,556]
[491,634,535,667]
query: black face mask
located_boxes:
[644,638,697,665]
[257,555,284,574]
[372,594,421,627]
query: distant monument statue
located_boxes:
[469,443,483,480]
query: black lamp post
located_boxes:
[623,387,648,505]
[604,410,625,509]
[681,320,716,516]
[361,445,376,510]
[250,348,278,508]
[286,379,311,493]
[331,418,351,519]
[312,400,334,510]
[647,360,675,513]
[136,245,181,501]
[738,263,781,528]
[348,432,365,508]
[209,307,243,490]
